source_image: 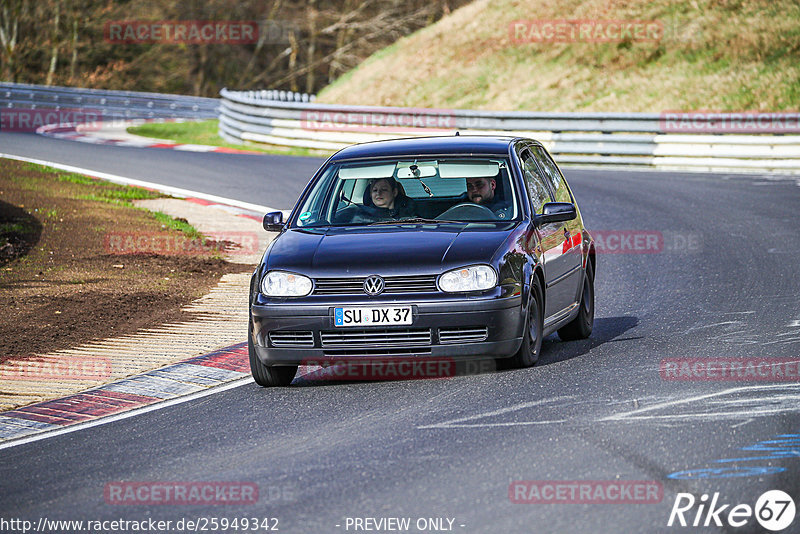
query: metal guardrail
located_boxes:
[219,88,800,173]
[2,83,798,173]
[0,82,218,120]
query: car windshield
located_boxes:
[292,157,519,227]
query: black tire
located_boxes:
[248,327,297,387]
[558,260,594,341]
[501,277,543,369]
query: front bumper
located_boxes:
[250,294,524,366]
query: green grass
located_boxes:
[150,211,202,239]
[127,120,329,157]
[22,163,162,203]
[17,161,204,240]
[75,186,160,206]
[21,164,162,206]
[128,120,224,146]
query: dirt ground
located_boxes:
[0,159,249,363]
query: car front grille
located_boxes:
[320,328,432,348]
[313,275,438,295]
[268,330,314,348]
[438,326,489,344]
[268,324,489,353]
[322,347,433,358]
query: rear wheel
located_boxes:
[558,260,594,341]
[248,327,297,387]
[501,277,543,369]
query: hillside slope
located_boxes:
[317,0,800,112]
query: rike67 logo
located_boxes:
[668,490,795,531]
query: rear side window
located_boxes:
[519,148,549,214]
[530,145,572,204]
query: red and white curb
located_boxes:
[0,341,329,448]
[0,343,251,444]
[36,119,264,155]
[0,155,300,449]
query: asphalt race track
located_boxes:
[2,132,800,533]
[0,132,324,209]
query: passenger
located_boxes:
[465,176,511,219]
[356,177,416,220]
[370,177,399,210]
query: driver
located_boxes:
[465,176,511,219]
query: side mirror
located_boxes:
[535,202,576,226]
[263,211,284,232]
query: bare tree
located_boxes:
[0,0,469,95]
[0,0,26,82]
[45,0,61,85]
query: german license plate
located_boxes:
[334,306,412,327]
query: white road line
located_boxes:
[421,420,568,429]
[420,385,800,430]
[605,409,796,422]
[0,376,254,451]
[417,396,574,429]
[600,383,800,422]
[730,418,754,429]
[0,152,283,215]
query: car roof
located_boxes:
[328,135,524,161]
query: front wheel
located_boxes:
[501,278,543,369]
[558,260,594,341]
[248,327,297,387]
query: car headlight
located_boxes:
[439,265,497,292]
[261,271,312,297]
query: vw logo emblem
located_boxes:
[363,275,384,296]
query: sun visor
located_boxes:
[439,162,500,178]
[338,164,396,179]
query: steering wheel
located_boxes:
[436,202,497,221]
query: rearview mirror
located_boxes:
[535,202,576,226]
[396,166,437,179]
[263,211,284,232]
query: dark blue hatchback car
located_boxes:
[249,136,595,386]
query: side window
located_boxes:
[519,148,550,214]
[531,145,572,204]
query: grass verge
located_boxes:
[0,158,247,363]
[317,0,800,112]
[127,120,331,157]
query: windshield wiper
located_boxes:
[368,217,460,225]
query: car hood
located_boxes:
[266,222,519,277]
